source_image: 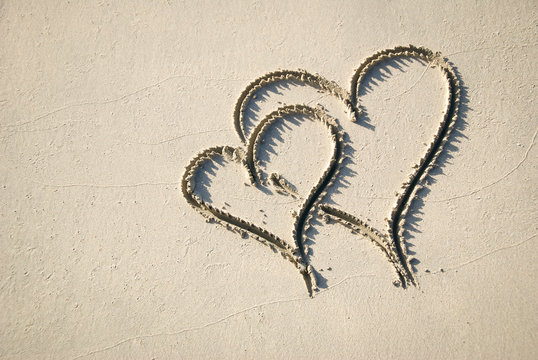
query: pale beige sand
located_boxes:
[1,1,537,359]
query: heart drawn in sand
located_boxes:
[181,45,461,296]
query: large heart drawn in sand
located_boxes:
[181,45,461,296]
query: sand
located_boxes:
[1,1,537,359]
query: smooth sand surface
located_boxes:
[1,1,537,359]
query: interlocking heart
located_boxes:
[181,45,461,296]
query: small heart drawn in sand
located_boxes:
[182,45,461,296]
[183,105,343,296]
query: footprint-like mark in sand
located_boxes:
[181,45,461,296]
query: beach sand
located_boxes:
[1,1,537,359]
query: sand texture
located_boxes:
[1,1,537,359]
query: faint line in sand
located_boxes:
[444,42,538,57]
[430,127,537,202]
[32,181,177,189]
[70,234,537,359]
[1,74,248,130]
[135,129,233,146]
[70,273,377,360]
[427,233,537,274]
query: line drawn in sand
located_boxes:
[181,45,462,296]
